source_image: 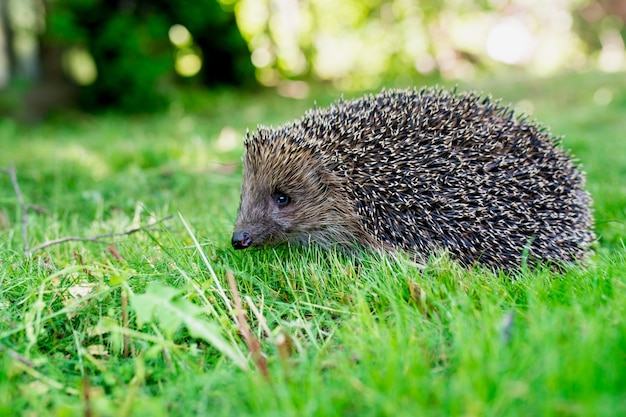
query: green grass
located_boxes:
[1,71,625,417]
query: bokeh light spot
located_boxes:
[62,47,97,85]
[486,18,534,65]
[169,24,192,47]
[251,47,272,67]
[216,126,239,152]
[593,87,613,106]
[175,50,202,77]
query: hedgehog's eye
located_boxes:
[273,192,291,207]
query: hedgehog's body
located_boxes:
[232,88,594,270]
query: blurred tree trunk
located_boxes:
[0,0,76,122]
[0,0,17,84]
[22,41,77,122]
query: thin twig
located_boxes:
[227,271,269,380]
[27,215,173,255]
[25,204,48,215]
[2,166,173,256]
[1,166,29,254]
[0,343,35,367]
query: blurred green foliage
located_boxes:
[42,0,255,112]
[4,0,624,115]
[234,0,625,90]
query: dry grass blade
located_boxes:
[227,271,270,380]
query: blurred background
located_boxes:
[0,0,624,121]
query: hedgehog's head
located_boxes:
[232,126,358,250]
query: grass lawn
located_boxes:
[1,71,625,416]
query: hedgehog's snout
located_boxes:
[232,230,252,250]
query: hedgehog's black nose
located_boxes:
[232,230,252,249]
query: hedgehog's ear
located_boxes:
[318,165,343,188]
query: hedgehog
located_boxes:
[231,88,595,270]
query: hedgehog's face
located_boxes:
[232,130,353,250]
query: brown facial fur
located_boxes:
[233,127,378,250]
